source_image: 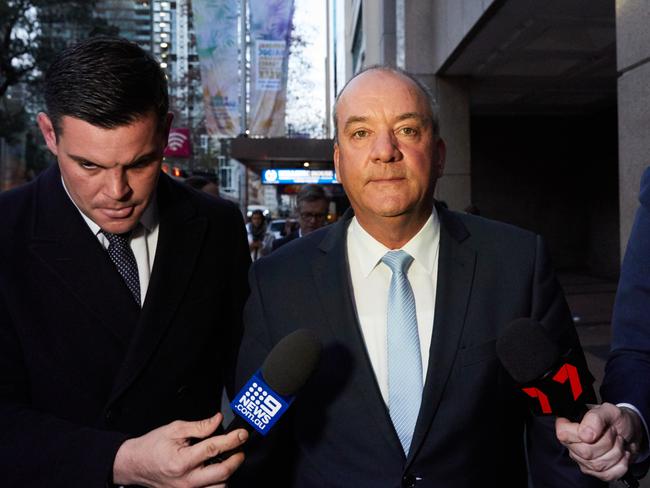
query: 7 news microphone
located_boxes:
[497,318,638,488]
[209,328,321,463]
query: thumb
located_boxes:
[578,404,616,443]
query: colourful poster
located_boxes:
[192,0,241,137]
[249,0,294,136]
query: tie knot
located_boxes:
[381,250,414,274]
[101,230,131,247]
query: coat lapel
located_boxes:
[28,165,139,346]
[311,210,405,458]
[406,205,477,466]
[108,174,207,404]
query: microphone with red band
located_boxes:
[497,318,638,488]
[209,328,322,463]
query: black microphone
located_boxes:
[209,328,322,462]
[497,318,638,488]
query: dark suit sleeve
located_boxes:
[0,291,128,487]
[601,168,650,478]
[525,235,607,488]
[229,262,296,487]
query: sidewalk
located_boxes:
[559,273,650,488]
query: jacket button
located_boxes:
[177,385,189,398]
[402,474,417,488]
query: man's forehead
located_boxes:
[337,70,429,119]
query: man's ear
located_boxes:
[37,113,59,156]
[333,142,340,175]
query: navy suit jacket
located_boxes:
[0,165,250,487]
[232,205,604,488]
[602,167,650,477]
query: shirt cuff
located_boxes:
[617,403,650,463]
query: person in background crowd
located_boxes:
[246,208,274,261]
[185,175,220,198]
[271,184,330,251]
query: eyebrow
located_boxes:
[343,112,428,131]
[68,151,159,168]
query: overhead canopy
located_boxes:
[229,137,334,173]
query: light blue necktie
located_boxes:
[382,250,423,456]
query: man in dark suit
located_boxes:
[271,184,330,251]
[556,168,650,483]
[0,37,250,487]
[232,66,602,487]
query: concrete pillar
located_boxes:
[616,0,650,256]
[434,77,472,212]
[396,0,472,211]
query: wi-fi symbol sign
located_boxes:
[167,131,189,151]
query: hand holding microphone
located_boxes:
[209,328,322,463]
[497,318,640,488]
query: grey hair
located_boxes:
[332,65,440,143]
[297,184,328,208]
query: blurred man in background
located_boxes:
[271,184,329,251]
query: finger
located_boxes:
[568,433,628,473]
[556,417,582,444]
[578,403,619,443]
[187,450,246,487]
[573,450,631,482]
[170,412,224,440]
[567,425,619,460]
[187,428,248,467]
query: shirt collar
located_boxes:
[349,207,440,278]
[61,176,159,236]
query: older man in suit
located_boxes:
[232,66,603,487]
[0,37,250,487]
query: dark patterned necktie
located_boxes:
[101,230,141,306]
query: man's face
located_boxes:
[251,213,264,227]
[298,199,328,235]
[333,70,445,226]
[37,111,171,234]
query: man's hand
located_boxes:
[113,413,248,488]
[555,403,643,481]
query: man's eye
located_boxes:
[352,129,369,139]
[80,162,98,169]
[399,127,417,136]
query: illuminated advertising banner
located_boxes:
[262,169,338,185]
[249,0,294,136]
[192,0,241,137]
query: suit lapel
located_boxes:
[406,205,477,466]
[29,165,139,346]
[108,175,207,404]
[312,211,405,458]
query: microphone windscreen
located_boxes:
[496,318,560,384]
[261,328,322,396]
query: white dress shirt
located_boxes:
[346,210,440,404]
[61,178,159,307]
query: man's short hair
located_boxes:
[44,36,169,136]
[332,65,439,143]
[297,184,328,208]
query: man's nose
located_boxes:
[104,168,131,200]
[370,130,401,163]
